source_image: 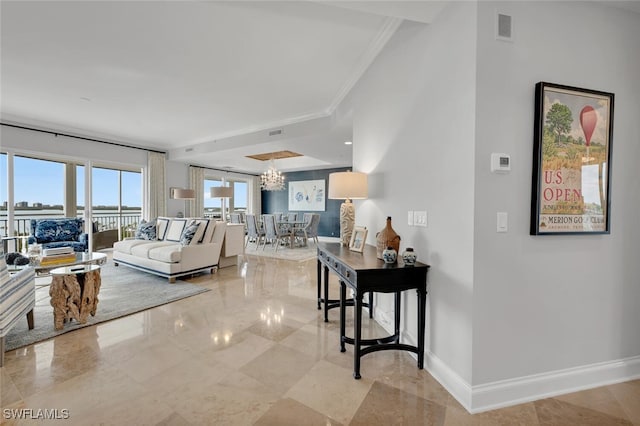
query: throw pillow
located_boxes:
[135,219,157,240]
[180,220,201,246]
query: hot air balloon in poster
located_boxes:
[580,105,597,163]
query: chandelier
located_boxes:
[260,159,285,191]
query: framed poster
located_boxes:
[530,82,614,235]
[288,179,325,211]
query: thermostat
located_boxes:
[491,153,511,173]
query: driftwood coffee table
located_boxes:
[49,264,102,330]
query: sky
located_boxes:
[1,154,247,209]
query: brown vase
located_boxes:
[376,216,401,259]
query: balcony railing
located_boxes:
[0,212,142,240]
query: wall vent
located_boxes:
[268,129,283,137]
[496,12,513,41]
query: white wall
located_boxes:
[349,1,478,386]
[473,0,640,387]
[348,0,640,411]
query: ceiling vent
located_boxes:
[496,12,513,41]
[268,129,283,137]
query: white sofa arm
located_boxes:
[179,242,223,270]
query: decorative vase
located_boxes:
[382,246,397,264]
[376,216,401,259]
[402,248,417,266]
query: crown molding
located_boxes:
[327,16,403,114]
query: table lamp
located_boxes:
[211,186,234,220]
[328,171,368,246]
[170,188,195,218]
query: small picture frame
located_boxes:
[349,226,368,253]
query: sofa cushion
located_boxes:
[148,245,183,263]
[113,239,156,255]
[180,220,200,246]
[156,217,171,240]
[135,219,157,240]
[130,241,180,261]
[165,219,187,242]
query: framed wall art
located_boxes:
[288,179,325,211]
[530,82,614,235]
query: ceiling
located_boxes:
[0,1,445,174]
[2,1,634,175]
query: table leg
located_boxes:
[340,281,346,353]
[394,291,401,344]
[79,269,101,323]
[353,290,363,379]
[323,265,330,322]
[417,288,427,369]
[316,259,321,310]
[49,275,80,330]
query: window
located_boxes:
[0,152,142,241]
[204,177,250,219]
[2,155,65,236]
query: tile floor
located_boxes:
[1,254,638,425]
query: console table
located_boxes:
[317,242,429,379]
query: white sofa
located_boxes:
[113,217,226,282]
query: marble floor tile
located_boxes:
[534,397,633,425]
[555,385,631,421]
[254,397,343,425]
[351,381,447,426]
[0,367,22,408]
[240,343,318,396]
[285,359,373,424]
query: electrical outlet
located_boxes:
[415,211,427,227]
[408,211,414,226]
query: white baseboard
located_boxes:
[372,311,640,414]
[470,354,640,413]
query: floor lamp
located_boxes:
[211,186,234,221]
[170,188,195,218]
[328,171,368,246]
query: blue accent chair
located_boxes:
[28,218,88,252]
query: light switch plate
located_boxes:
[497,212,508,232]
[415,211,427,227]
[408,211,414,226]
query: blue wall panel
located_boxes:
[261,167,348,237]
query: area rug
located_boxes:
[243,241,319,261]
[4,262,210,351]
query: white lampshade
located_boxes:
[210,186,234,198]
[328,171,368,200]
[171,188,195,199]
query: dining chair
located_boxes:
[295,213,321,246]
[287,212,298,222]
[230,213,242,223]
[245,214,265,249]
[262,214,292,251]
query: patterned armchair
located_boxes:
[0,253,35,367]
[28,218,88,252]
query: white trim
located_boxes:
[372,308,640,414]
[471,355,640,413]
[327,16,403,113]
[426,350,473,411]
